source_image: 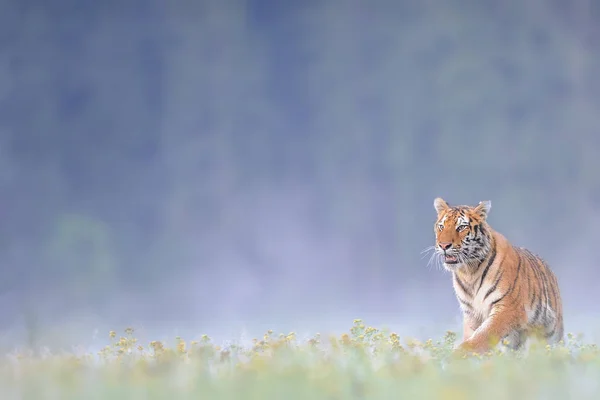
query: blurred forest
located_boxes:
[0,0,599,339]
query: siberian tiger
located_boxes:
[432,197,564,354]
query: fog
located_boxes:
[1,0,599,350]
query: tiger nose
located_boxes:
[439,242,452,250]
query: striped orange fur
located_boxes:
[432,197,564,354]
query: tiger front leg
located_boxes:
[456,308,525,355]
[462,314,478,342]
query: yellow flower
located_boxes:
[177,341,186,353]
[341,334,351,345]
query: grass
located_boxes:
[0,319,598,400]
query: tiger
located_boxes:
[431,197,564,355]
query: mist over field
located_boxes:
[0,0,599,352]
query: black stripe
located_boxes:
[492,278,522,307]
[531,303,543,324]
[528,265,542,302]
[536,260,551,321]
[525,262,532,301]
[546,268,560,313]
[536,268,551,323]
[490,294,506,307]
[522,249,548,311]
[507,276,523,306]
[547,275,558,311]
[527,253,544,307]
[484,271,504,301]
[489,254,522,306]
[511,254,522,290]
[490,264,503,282]
[454,275,471,297]
[477,245,497,293]
[457,296,473,309]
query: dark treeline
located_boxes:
[0,0,599,332]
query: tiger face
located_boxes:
[433,197,492,270]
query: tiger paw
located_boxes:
[452,341,482,359]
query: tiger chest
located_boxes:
[453,273,496,324]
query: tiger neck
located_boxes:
[456,229,496,279]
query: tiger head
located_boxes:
[433,197,492,271]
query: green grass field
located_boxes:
[0,319,598,400]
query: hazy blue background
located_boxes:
[1,0,599,348]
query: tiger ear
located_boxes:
[475,200,492,218]
[433,197,449,214]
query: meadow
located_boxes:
[0,319,598,400]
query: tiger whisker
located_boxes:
[421,245,435,254]
[426,251,438,271]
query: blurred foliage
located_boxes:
[0,0,598,320]
[0,320,596,399]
